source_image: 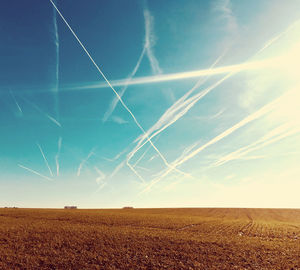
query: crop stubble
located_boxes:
[0,208,299,269]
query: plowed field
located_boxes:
[0,208,299,269]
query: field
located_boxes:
[0,208,299,269]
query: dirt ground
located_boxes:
[0,208,299,269]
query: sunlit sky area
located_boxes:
[1,0,300,208]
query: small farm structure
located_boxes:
[64,206,77,209]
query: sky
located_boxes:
[1,0,300,208]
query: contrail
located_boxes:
[63,57,274,92]
[55,137,62,176]
[139,26,287,191]
[126,52,228,178]
[18,164,53,181]
[52,0,60,120]
[133,135,160,167]
[210,109,225,119]
[143,7,162,74]
[92,167,107,194]
[103,46,146,122]
[133,141,152,167]
[94,166,106,184]
[109,161,125,179]
[141,90,293,193]
[102,146,130,162]
[9,90,23,116]
[127,161,146,183]
[135,165,150,172]
[127,52,226,164]
[213,123,300,167]
[21,96,61,127]
[37,143,53,177]
[77,148,95,177]
[49,0,188,179]
[102,3,160,122]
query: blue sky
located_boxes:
[1,0,300,208]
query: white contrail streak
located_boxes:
[9,90,23,115]
[127,162,146,183]
[127,52,226,164]
[55,137,62,176]
[18,164,53,181]
[143,8,162,74]
[37,143,53,177]
[133,141,152,167]
[109,161,125,179]
[141,90,293,193]
[52,0,60,120]
[92,167,107,194]
[94,166,106,183]
[103,46,146,122]
[21,96,61,127]
[46,114,61,127]
[133,135,160,167]
[49,0,188,179]
[139,26,294,192]
[103,4,160,122]
[64,58,275,92]
[213,123,300,167]
[77,149,95,177]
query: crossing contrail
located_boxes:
[137,23,296,192]
[126,52,227,166]
[141,88,295,193]
[103,47,146,123]
[127,162,146,183]
[49,0,189,179]
[94,166,106,184]
[37,143,53,177]
[77,148,95,177]
[18,164,53,181]
[103,3,160,122]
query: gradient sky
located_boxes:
[1,0,300,208]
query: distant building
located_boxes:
[64,206,77,209]
[122,206,134,209]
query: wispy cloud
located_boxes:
[37,143,53,177]
[110,115,128,125]
[18,164,53,181]
[213,0,238,36]
[210,108,225,119]
[143,7,162,75]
